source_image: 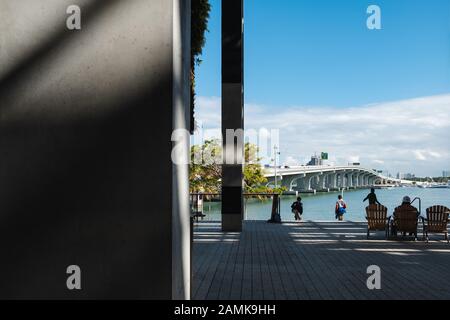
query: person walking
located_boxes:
[291,197,304,221]
[335,195,347,221]
[363,188,381,205]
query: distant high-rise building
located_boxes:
[307,154,323,166]
[397,172,415,180]
[443,170,450,178]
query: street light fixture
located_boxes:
[272,145,281,189]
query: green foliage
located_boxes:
[189,140,286,194]
[190,140,221,194]
[191,0,211,131]
[243,143,269,193]
[191,0,211,64]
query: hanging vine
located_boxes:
[191,0,211,132]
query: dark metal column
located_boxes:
[222,0,244,232]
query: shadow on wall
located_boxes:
[0,0,122,98]
[0,0,176,299]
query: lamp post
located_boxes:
[273,146,281,189]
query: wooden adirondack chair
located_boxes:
[423,206,450,243]
[391,205,419,240]
[365,204,389,239]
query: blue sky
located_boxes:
[194,0,450,176]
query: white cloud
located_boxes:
[413,150,427,161]
[284,156,301,167]
[347,156,360,164]
[194,96,221,130]
[413,149,443,161]
[193,94,450,176]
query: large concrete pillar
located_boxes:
[282,176,296,191]
[328,173,337,189]
[364,174,370,187]
[172,0,192,300]
[293,174,307,191]
[318,173,328,190]
[222,0,244,232]
[356,172,362,188]
[359,173,365,187]
[348,172,354,188]
[0,0,191,299]
[340,172,346,188]
[307,174,321,191]
[364,174,370,186]
[299,175,312,191]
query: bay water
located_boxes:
[201,187,450,222]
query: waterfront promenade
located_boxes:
[193,221,450,300]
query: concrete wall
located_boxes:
[172,0,192,300]
[0,0,190,299]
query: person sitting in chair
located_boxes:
[396,196,419,213]
[391,196,420,237]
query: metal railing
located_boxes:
[411,197,422,216]
[190,193,281,221]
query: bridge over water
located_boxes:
[264,165,414,193]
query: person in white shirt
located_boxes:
[335,195,347,221]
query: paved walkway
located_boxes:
[193,221,450,300]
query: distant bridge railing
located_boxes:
[263,165,414,191]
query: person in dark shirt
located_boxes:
[391,196,420,236]
[291,197,303,221]
[363,188,381,205]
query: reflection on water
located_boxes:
[201,188,450,222]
